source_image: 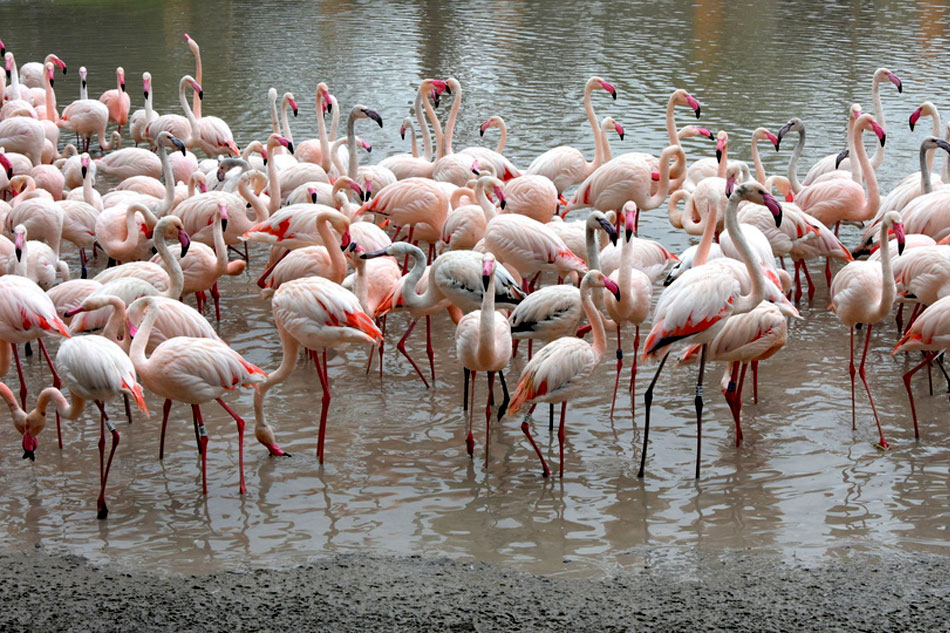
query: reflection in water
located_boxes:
[0,0,948,577]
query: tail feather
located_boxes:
[121,378,150,416]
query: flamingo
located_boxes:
[0,111,45,165]
[502,174,559,224]
[441,174,505,251]
[460,115,519,181]
[0,383,66,462]
[54,294,149,518]
[184,34,202,118]
[130,295,267,495]
[683,130,751,192]
[143,75,201,148]
[356,176,449,259]
[98,66,129,134]
[293,83,334,169]
[18,53,67,90]
[525,76,617,194]
[455,251,514,464]
[603,204,652,418]
[7,224,69,289]
[58,66,118,155]
[508,269,621,477]
[639,181,784,479]
[483,212,587,289]
[379,116,433,181]
[254,275,382,462]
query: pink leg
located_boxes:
[159,399,172,459]
[800,262,816,301]
[723,362,743,447]
[857,324,889,449]
[378,316,386,378]
[12,344,27,408]
[315,349,332,463]
[751,360,759,404]
[95,401,120,520]
[484,371,495,467]
[37,339,64,449]
[191,404,209,494]
[610,324,623,418]
[895,302,905,333]
[425,314,436,385]
[902,352,933,440]
[793,260,803,303]
[255,249,290,288]
[210,282,221,323]
[527,338,532,361]
[466,370,476,456]
[520,417,550,478]
[216,398,247,495]
[396,318,430,388]
[849,327,857,430]
[557,402,567,478]
[905,303,922,335]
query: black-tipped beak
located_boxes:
[618,130,625,141]
[49,78,54,87]
[347,241,358,253]
[198,90,204,100]
[5,168,11,180]
[499,198,506,210]
[400,129,406,140]
[326,101,333,115]
[171,136,186,155]
[879,133,886,147]
[81,79,86,89]
[14,247,21,262]
[835,149,849,170]
[286,142,294,155]
[120,82,126,93]
[81,166,87,179]
[144,90,149,100]
[360,247,389,260]
[625,227,633,242]
[715,148,723,163]
[776,122,792,148]
[23,449,35,461]
[292,108,298,117]
[694,106,701,119]
[364,109,383,127]
[936,139,950,154]
[4,69,10,81]
[479,128,485,137]
[898,240,905,256]
[310,192,317,204]
[481,274,490,291]
[598,218,617,245]
[221,218,228,233]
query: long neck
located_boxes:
[870,76,886,169]
[580,277,607,363]
[872,220,897,322]
[330,138,347,177]
[82,168,98,208]
[476,269,497,366]
[751,133,766,184]
[724,195,765,314]
[945,123,950,184]
[475,182,496,223]
[0,381,26,427]
[239,174,268,221]
[316,215,348,283]
[328,97,339,141]
[406,250,438,309]
[317,90,331,172]
[847,113,863,185]
[346,112,359,179]
[853,125,880,220]
[13,238,28,276]
[494,121,507,154]
[212,213,228,272]
[122,206,140,252]
[643,145,684,209]
[154,227,184,298]
[44,69,57,122]
[180,78,200,142]
[787,129,804,193]
[37,387,84,422]
[414,88,433,161]
[600,123,613,162]
[157,144,176,214]
[101,296,129,342]
[665,92,682,147]
[921,144,935,194]
[191,43,203,118]
[267,139,281,215]
[717,139,728,178]
[585,220,602,271]
[422,89,445,159]
[583,82,604,173]
[269,91,280,135]
[694,194,719,266]
[442,85,462,157]
[280,97,294,145]
[129,304,160,371]
[79,74,87,100]
[408,123,419,158]
[144,84,154,119]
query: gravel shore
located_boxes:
[2,547,948,632]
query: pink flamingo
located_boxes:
[483,213,587,289]
[455,252,513,462]
[379,116,434,181]
[129,72,159,146]
[463,115,519,181]
[55,294,149,518]
[130,295,267,494]
[830,210,905,450]
[525,76,617,194]
[254,276,382,462]
[502,174,559,223]
[0,383,65,461]
[18,53,67,89]
[508,270,621,477]
[98,66,129,134]
[604,204,652,418]
[356,176,449,259]
[0,111,46,165]
[294,83,334,169]
[143,75,201,148]
[184,34,202,118]
[639,181,784,479]
[569,144,686,214]
[440,174,506,251]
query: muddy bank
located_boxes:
[2,547,946,632]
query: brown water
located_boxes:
[1,0,949,577]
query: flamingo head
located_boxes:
[361,179,372,201]
[595,213,618,246]
[934,138,950,156]
[163,134,186,156]
[21,430,37,461]
[13,225,25,262]
[0,152,12,180]
[188,78,203,100]
[885,70,903,93]
[471,159,480,175]
[909,106,922,131]
[117,67,126,92]
[623,203,636,241]
[890,218,906,256]
[428,79,449,95]
[218,203,228,233]
[869,120,887,147]
[339,228,352,251]
[308,187,318,204]
[835,149,849,170]
[0,40,4,58]
[597,78,617,100]
[80,153,90,179]
[696,127,713,139]
[602,276,621,302]
[482,254,496,291]
[399,122,407,139]
[760,190,783,227]
[272,135,293,155]
[51,54,67,75]
[46,62,55,87]
[612,119,625,141]
[360,107,383,128]
[479,118,492,136]
[775,118,803,151]
[178,227,191,257]
[715,131,727,163]
[288,96,298,117]
[79,65,87,90]
[4,52,12,79]
[359,247,389,260]
[493,184,507,210]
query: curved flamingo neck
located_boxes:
[266,137,282,215]
[476,264,497,366]
[644,145,685,209]
[346,110,360,180]
[872,218,897,323]
[407,122,419,158]
[414,87,433,161]
[921,142,936,195]
[316,212,348,283]
[212,212,228,272]
[442,81,462,158]
[129,303,160,369]
[421,89,444,159]
[268,89,279,135]
[787,127,805,193]
[280,94,295,145]
[580,274,607,362]
[694,193,719,266]
[585,216,603,270]
[401,246,430,309]
[43,65,57,122]
[36,387,81,421]
[723,193,765,314]
[716,136,728,179]
[330,137,348,177]
[239,173,268,221]
[316,87,331,172]
[189,39,202,119]
[852,120,880,221]
[870,74,888,170]
[583,79,604,173]
[179,76,200,144]
[153,221,184,298]
[100,295,129,343]
[157,142,176,214]
[474,180,498,223]
[492,119,507,154]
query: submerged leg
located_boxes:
[95,401,120,520]
[159,399,172,459]
[520,414,550,478]
[694,344,708,479]
[466,370,476,456]
[425,315,436,385]
[192,404,209,494]
[848,327,857,431]
[557,402,567,477]
[610,324,623,419]
[857,324,889,450]
[902,352,933,440]
[724,362,743,447]
[216,398,247,495]
[315,349,332,463]
[497,371,510,420]
[396,318,429,388]
[463,367,470,411]
[484,371,495,466]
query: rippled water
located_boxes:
[1,0,949,577]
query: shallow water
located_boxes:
[1,0,949,578]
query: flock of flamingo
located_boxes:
[2,34,949,520]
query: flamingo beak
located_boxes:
[22,431,36,461]
[725,175,736,197]
[324,93,333,115]
[624,209,635,242]
[598,217,618,245]
[604,277,621,302]
[894,221,906,255]
[835,149,850,170]
[698,127,712,138]
[360,247,390,260]
[220,206,229,233]
[935,139,950,155]
[400,125,407,140]
[339,229,352,250]
[471,160,480,175]
[762,192,783,227]
[909,108,922,131]
[599,79,617,100]
[766,132,780,150]
[887,71,903,93]
[872,122,886,146]
[363,108,383,127]
[614,122,625,141]
[482,260,494,291]
[685,93,701,119]
[170,136,186,155]
[308,187,318,204]
[776,121,794,150]
[360,139,372,152]
[178,228,191,257]
[290,99,298,117]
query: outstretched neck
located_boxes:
[872,221,897,323]
[580,276,607,362]
[787,129,805,193]
[476,271,497,366]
